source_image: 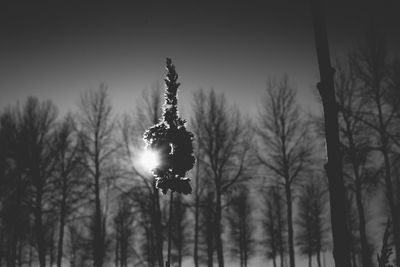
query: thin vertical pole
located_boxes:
[166,191,174,267]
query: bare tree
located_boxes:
[386,59,400,149]
[45,212,58,267]
[262,184,286,267]
[257,76,312,267]
[113,194,136,267]
[188,89,221,267]
[191,143,204,267]
[345,192,361,267]
[351,26,400,266]
[377,219,394,267]
[77,85,117,267]
[19,97,58,267]
[0,107,31,267]
[171,194,190,267]
[296,175,330,267]
[226,186,254,267]
[133,187,160,267]
[191,88,253,267]
[336,59,376,267]
[188,102,208,267]
[119,84,165,267]
[53,114,83,267]
[66,221,91,267]
[387,60,400,235]
[198,190,215,267]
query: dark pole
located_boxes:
[309,0,351,267]
[166,191,174,267]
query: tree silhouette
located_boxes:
[191,88,252,267]
[142,58,195,267]
[113,194,136,267]
[1,40,399,266]
[143,58,195,195]
[120,84,165,267]
[53,114,83,267]
[257,76,312,267]
[226,186,254,267]
[336,59,376,267]
[262,184,286,267]
[351,25,400,266]
[0,107,31,266]
[171,194,190,267]
[377,219,394,267]
[78,85,117,267]
[345,192,361,267]
[189,125,206,267]
[20,97,58,267]
[296,175,330,267]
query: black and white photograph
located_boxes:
[1,1,400,266]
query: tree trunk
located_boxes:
[272,257,277,267]
[17,240,22,267]
[308,254,312,267]
[193,157,200,267]
[381,143,400,267]
[278,214,284,267]
[193,195,199,267]
[153,182,164,267]
[239,223,243,267]
[354,181,371,267]
[0,232,3,267]
[10,227,17,267]
[10,176,22,267]
[121,219,127,267]
[57,188,67,267]
[178,246,182,267]
[317,251,322,267]
[346,116,371,267]
[243,224,248,267]
[204,191,214,267]
[207,233,213,267]
[28,243,33,267]
[309,1,352,266]
[206,199,214,267]
[285,183,295,267]
[215,188,224,267]
[175,196,183,267]
[35,188,46,267]
[50,227,55,267]
[166,191,173,267]
[145,228,153,267]
[94,171,103,267]
[115,223,119,267]
[351,251,357,267]
[376,95,400,267]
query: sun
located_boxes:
[140,149,159,171]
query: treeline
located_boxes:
[0,29,400,267]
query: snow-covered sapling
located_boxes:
[143,58,195,195]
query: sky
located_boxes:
[1,1,399,119]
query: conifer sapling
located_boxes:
[143,58,195,194]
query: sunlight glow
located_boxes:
[140,150,159,171]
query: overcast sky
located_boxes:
[1,1,399,118]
